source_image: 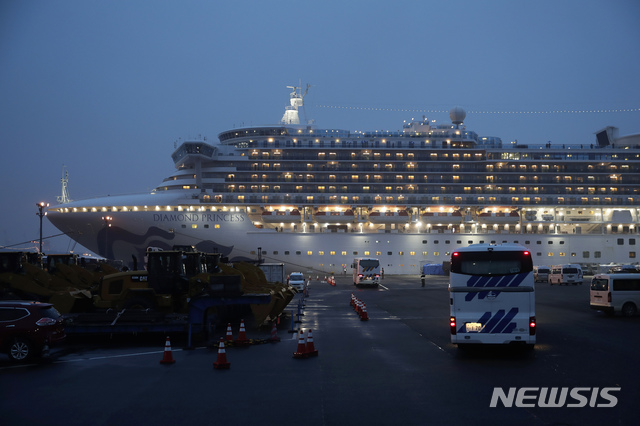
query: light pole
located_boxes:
[36,202,48,254]
[102,216,112,258]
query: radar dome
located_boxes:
[449,106,466,125]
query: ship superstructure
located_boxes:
[47,86,640,274]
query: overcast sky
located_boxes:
[1,0,639,254]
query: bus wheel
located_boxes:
[621,302,637,317]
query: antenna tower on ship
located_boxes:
[57,165,72,204]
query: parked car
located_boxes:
[534,266,551,283]
[0,301,66,362]
[609,265,640,274]
[287,272,307,292]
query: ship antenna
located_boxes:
[302,83,311,124]
[57,165,72,204]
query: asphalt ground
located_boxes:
[1,275,638,426]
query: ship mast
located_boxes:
[57,165,72,204]
[280,83,310,125]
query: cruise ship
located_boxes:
[47,86,640,275]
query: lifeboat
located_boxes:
[477,211,520,224]
[261,209,301,223]
[564,210,594,222]
[421,211,463,224]
[368,210,411,224]
[314,209,355,223]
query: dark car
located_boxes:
[0,301,66,361]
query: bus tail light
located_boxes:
[529,316,536,335]
[450,316,457,335]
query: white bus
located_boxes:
[352,258,381,287]
[548,264,583,285]
[590,273,640,317]
[449,244,536,348]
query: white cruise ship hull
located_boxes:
[46,191,640,275]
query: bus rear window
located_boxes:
[451,251,533,276]
[590,278,609,291]
[359,260,380,268]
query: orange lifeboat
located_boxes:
[368,210,410,224]
[477,211,520,224]
[261,209,301,223]
[421,211,463,224]
[314,209,355,223]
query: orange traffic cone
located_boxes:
[360,303,369,321]
[236,319,250,346]
[159,336,176,364]
[350,293,355,307]
[213,338,231,369]
[293,329,309,359]
[306,329,318,357]
[268,321,281,342]
[225,323,234,342]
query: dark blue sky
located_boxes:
[1,0,639,253]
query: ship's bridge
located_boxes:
[172,141,216,168]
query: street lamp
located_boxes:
[36,202,49,254]
[102,216,112,258]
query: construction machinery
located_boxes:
[0,247,296,334]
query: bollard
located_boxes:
[288,309,298,333]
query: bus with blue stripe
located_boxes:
[449,244,536,348]
[352,258,381,287]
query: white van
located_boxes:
[548,264,583,285]
[287,272,307,292]
[449,244,536,347]
[590,273,640,317]
[534,266,551,283]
